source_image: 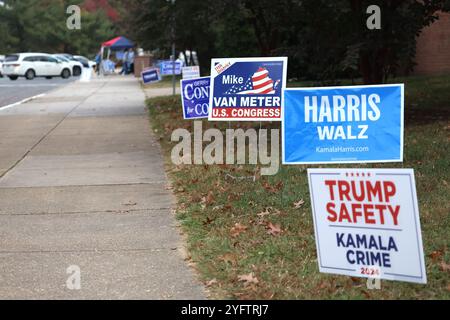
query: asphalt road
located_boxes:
[0,76,78,108]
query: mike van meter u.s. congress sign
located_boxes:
[209,57,288,121]
[308,168,426,284]
[283,84,404,164]
[180,77,210,120]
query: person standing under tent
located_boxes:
[95,52,101,75]
[121,49,129,75]
[127,49,135,75]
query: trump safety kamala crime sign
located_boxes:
[307,168,426,284]
[209,57,288,121]
[180,76,210,120]
[283,84,404,164]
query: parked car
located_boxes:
[0,55,5,78]
[52,54,83,76]
[58,54,93,69]
[51,55,74,77]
[2,53,72,80]
[74,55,96,69]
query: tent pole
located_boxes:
[100,46,104,76]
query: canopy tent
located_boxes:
[102,36,134,51]
[99,36,135,75]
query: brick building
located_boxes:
[414,12,450,75]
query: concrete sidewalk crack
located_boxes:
[0,247,180,254]
[0,208,172,216]
[0,182,168,189]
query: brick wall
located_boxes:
[414,12,450,75]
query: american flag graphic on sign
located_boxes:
[225,67,280,95]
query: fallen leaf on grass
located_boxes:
[206,191,215,204]
[201,191,216,206]
[203,217,215,226]
[262,181,283,193]
[257,207,282,218]
[219,253,238,266]
[257,209,271,218]
[230,223,248,238]
[164,123,174,134]
[190,194,202,202]
[238,273,259,285]
[293,199,305,209]
[233,292,255,299]
[318,281,328,290]
[440,262,450,273]
[266,222,282,236]
[350,277,364,287]
[429,250,444,262]
[206,279,218,287]
[227,193,239,201]
[169,165,184,173]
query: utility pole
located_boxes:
[171,0,176,96]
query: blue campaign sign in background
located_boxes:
[160,60,183,75]
[283,84,404,164]
[141,68,161,84]
[180,77,210,119]
[209,57,287,121]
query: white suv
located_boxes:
[2,53,72,81]
[0,55,5,78]
[53,54,83,76]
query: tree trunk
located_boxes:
[360,50,386,84]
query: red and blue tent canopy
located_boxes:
[102,36,134,50]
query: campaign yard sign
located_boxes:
[180,77,210,120]
[160,60,183,75]
[283,84,404,164]
[141,68,161,84]
[307,168,426,284]
[182,66,201,79]
[209,57,288,121]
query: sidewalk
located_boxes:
[0,76,205,299]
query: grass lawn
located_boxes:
[142,75,182,89]
[146,75,450,299]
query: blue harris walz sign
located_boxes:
[283,84,404,164]
[141,68,161,84]
[180,77,210,119]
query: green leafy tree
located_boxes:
[345,0,448,84]
[0,0,115,57]
[119,0,450,83]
